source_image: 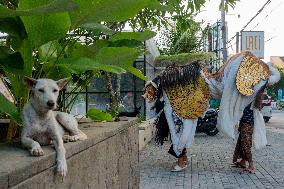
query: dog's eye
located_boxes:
[53,89,58,93]
[38,89,44,93]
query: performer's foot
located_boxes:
[171,164,187,172]
[183,154,188,163]
[247,164,256,173]
[233,159,246,168]
[178,157,185,168]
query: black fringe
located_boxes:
[159,61,201,88]
[150,61,201,146]
[154,110,169,146]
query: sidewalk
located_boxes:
[139,129,284,189]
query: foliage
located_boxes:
[87,108,113,122]
[267,66,284,101]
[221,0,240,12]
[138,114,145,123]
[154,52,213,66]
[0,0,161,142]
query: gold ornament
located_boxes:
[236,52,270,96]
[166,77,211,119]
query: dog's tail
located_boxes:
[78,129,88,140]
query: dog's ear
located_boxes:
[23,76,37,89]
[56,78,70,90]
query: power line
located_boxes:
[251,1,283,30]
[226,0,271,45]
[240,0,271,32]
[265,35,277,43]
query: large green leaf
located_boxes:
[58,57,126,74]
[80,22,115,35]
[0,17,26,38]
[0,93,21,124]
[0,0,79,18]
[110,30,156,42]
[42,64,72,80]
[38,40,63,62]
[87,108,113,122]
[146,0,173,12]
[0,46,24,73]
[96,47,147,80]
[68,42,97,59]
[18,0,71,48]
[70,0,150,27]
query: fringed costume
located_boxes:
[144,61,210,158]
[205,51,280,171]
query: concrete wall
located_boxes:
[138,118,155,151]
[0,118,139,189]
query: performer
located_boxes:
[143,61,210,172]
[206,51,280,173]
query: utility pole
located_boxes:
[236,32,239,53]
[221,0,227,63]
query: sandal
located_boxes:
[247,167,256,174]
[171,165,187,172]
[232,161,246,168]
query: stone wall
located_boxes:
[0,118,139,189]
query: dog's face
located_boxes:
[24,77,69,110]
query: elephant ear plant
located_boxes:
[0,0,166,142]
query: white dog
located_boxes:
[21,77,87,178]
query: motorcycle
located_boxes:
[261,94,272,123]
[196,109,219,136]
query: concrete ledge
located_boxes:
[0,118,139,189]
[138,118,155,151]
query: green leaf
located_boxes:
[0,93,21,124]
[124,65,147,81]
[146,0,173,12]
[110,30,156,42]
[58,57,126,74]
[0,0,79,18]
[0,17,26,38]
[70,0,150,27]
[96,47,147,80]
[18,0,71,47]
[80,22,115,35]
[87,108,113,122]
[110,39,142,48]
[96,47,140,66]
[42,64,72,80]
[38,40,61,61]
[0,46,24,73]
[68,42,97,59]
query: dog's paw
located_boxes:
[62,135,70,143]
[57,161,67,178]
[30,145,44,156]
[69,135,80,142]
[63,135,79,142]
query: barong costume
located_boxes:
[144,61,210,157]
[206,52,280,149]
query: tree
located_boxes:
[0,0,158,141]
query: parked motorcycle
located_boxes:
[196,109,219,136]
[261,94,272,123]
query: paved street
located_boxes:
[266,110,284,130]
[140,111,284,189]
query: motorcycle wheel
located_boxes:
[206,128,219,136]
[264,117,270,123]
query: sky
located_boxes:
[195,0,284,62]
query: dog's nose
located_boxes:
[47,100,55,108]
